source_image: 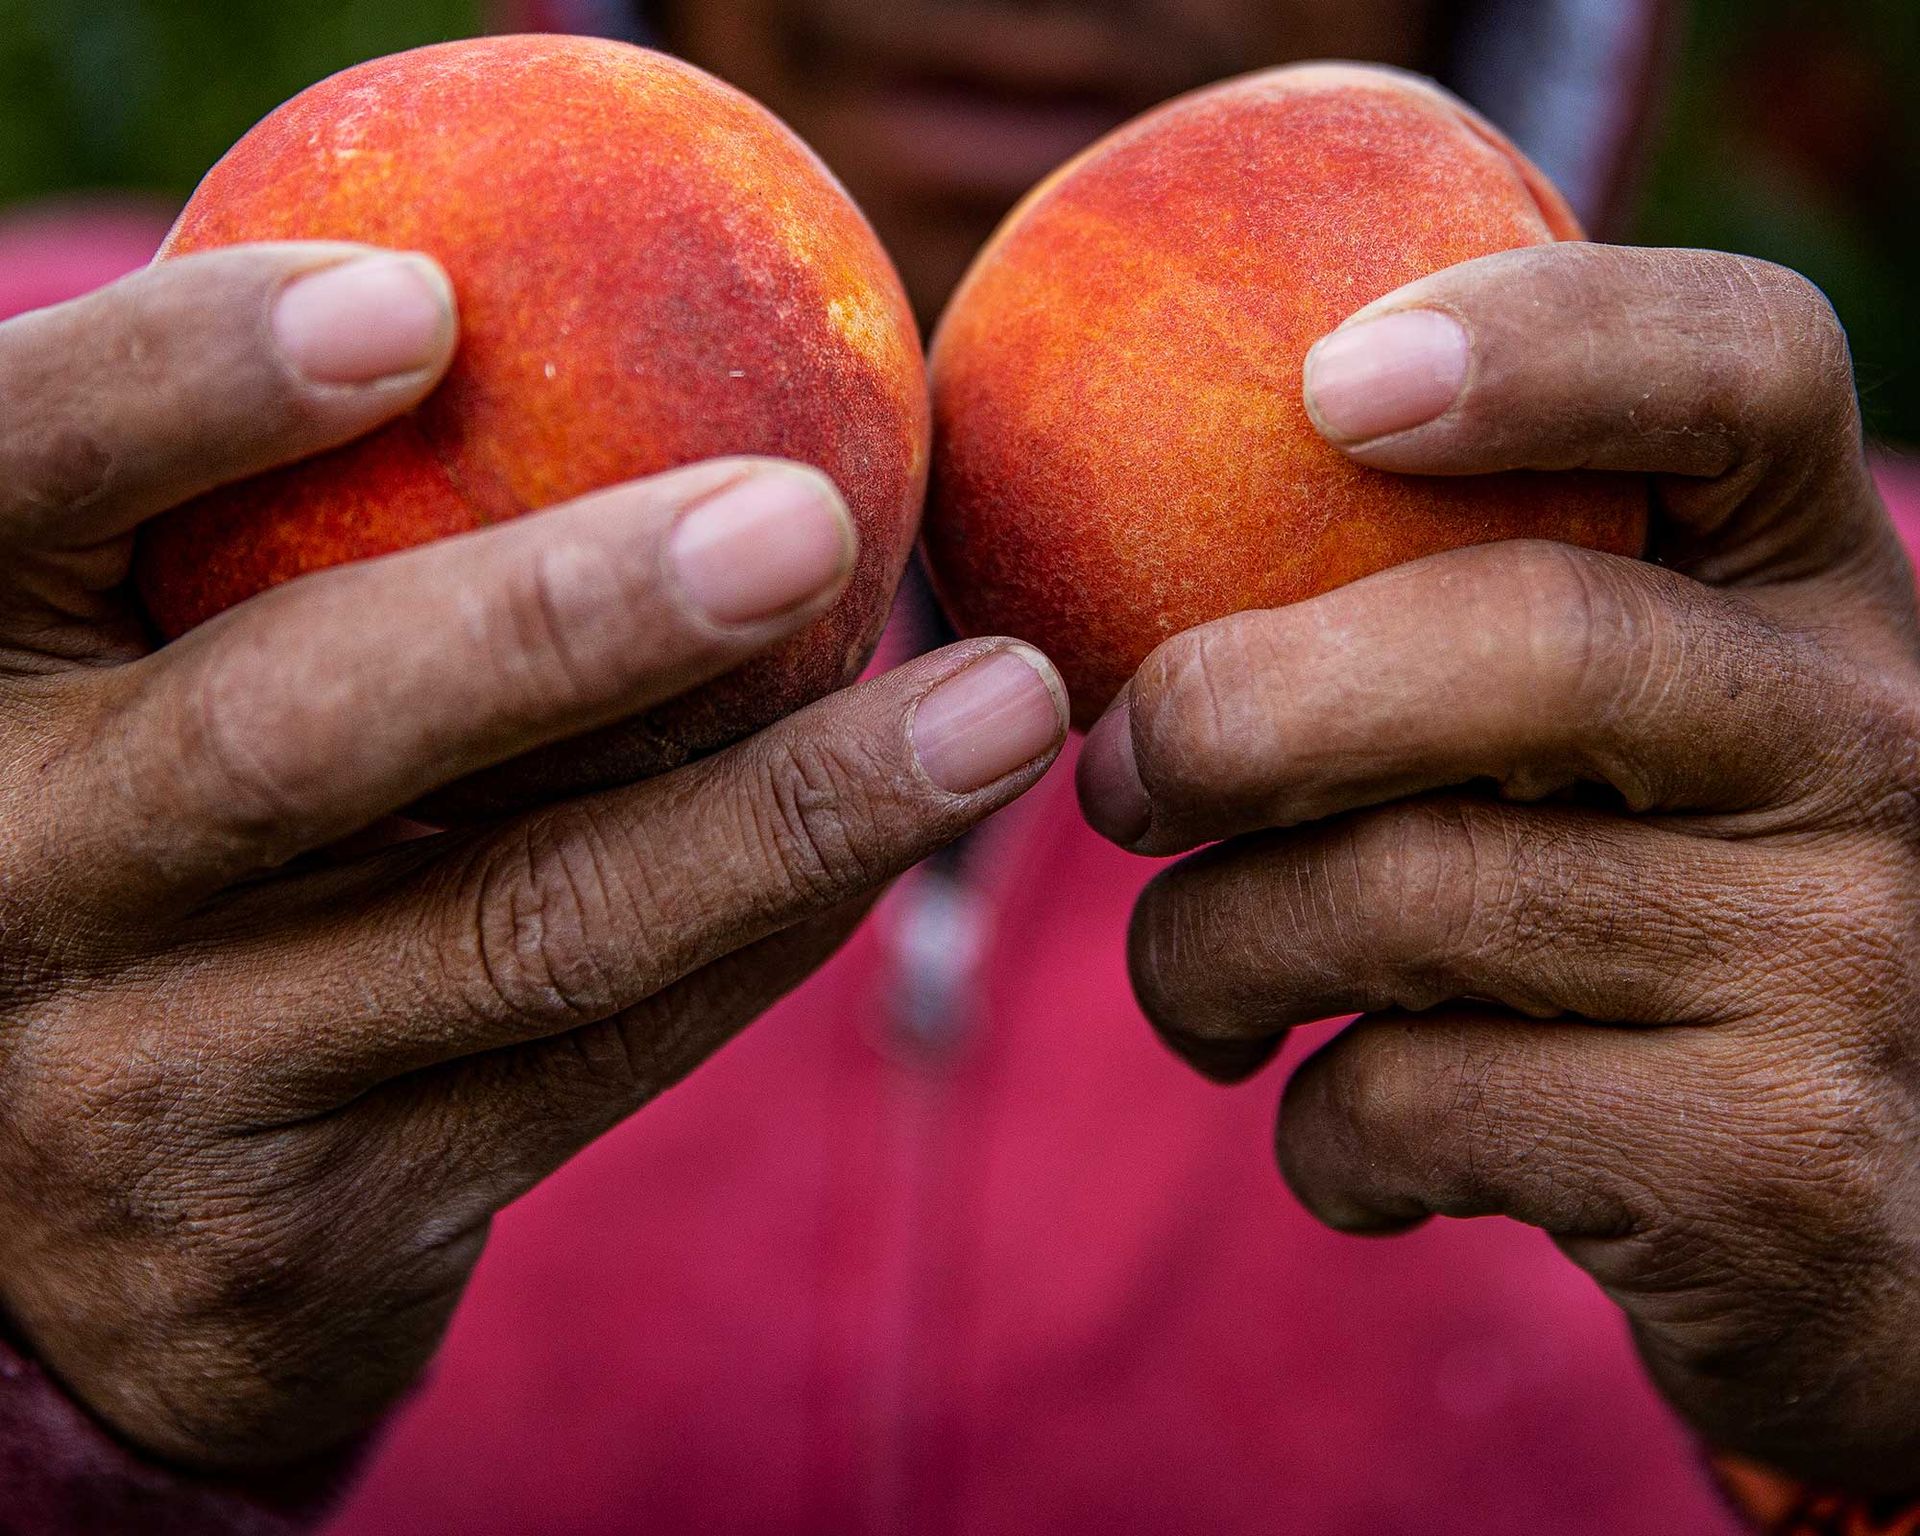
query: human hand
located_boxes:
[0,244,1067,1470]
[1078,242,1920,1492]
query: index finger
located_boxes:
[1079,539,1874,856]
[61,459,856,909]
[165,639,1069,1104]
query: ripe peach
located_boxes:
[136,35,928,809]
[925,64,1647,728]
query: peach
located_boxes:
[925,64,1647,728]
[135,35,928,810]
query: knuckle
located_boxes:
[128,256,307,411]
[1280,815,1454,1010]
[1125,869,1228,1040]
[741,734,885,910]
[1744,841,1919,1027]
[0,417,113,525]
[1132,620,1278,812]
[1565,1058,1901,1429]
[1503,542,1621,708]
[1737,256,1848,358]
[1458,245,1612,427]
[1346,803,1490,964]
[90,276,191,393]
[476,538,638,714]
[1684,1036,1901,1257]
[1319,1024,1438,1152]
[167,642,328,853]
[1127,821,1451,1040]
[85,1142,464,1465]
[1307,1025,1523,1220]
[182,1131,456,1315]
[457,822,625,1031]
[1348,800,1577,1003]
[175,1193,315,1320]
[0,258,315,533]
[0,320,116,522]
[1723,256,1859,444]
[1498,548,1715,800]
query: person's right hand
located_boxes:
[0,243,1068,1472]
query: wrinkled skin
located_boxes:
[0,244,1065,1469]
[1077,242,1920,1493]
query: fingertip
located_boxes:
[1306,1197,1432,1238]
[910,640,1068,796]
[1169,1031,1283,1086]
[1303,309,1469,448]
[1274,1129,1420,1235]
[271,250,458,388]
[664,462,856,628]
[1077,697,1152,848]
[1276,1059,1433,1235]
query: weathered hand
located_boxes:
[0,244,1067,1470]
[1077,243,1920,1492]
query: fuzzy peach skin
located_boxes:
[135,34,928,810]
[925,63,1648,728]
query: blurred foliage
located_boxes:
[1636,0,1920,445]
[0,0,482,202]
[0,0,1914,444]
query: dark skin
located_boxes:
[0,0,1914,1495]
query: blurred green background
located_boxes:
[1634,0,1920,448]
[1,0,1915,446]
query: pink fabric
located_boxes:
[1879,454,1920,550]
[0,201,171,321]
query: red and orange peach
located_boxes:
[925,63,1647,727]
[136,34,929,807]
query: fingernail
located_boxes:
[1076,700,1151,846]
[1304,309,1469,443]
[913,646,1066,794]
[274,254,456,385]
[668,469,855,626]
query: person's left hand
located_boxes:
[1076,242,1920,1495]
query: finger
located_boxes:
[1276,1004,1873,1255]
[63,459,856,907]
[179,639,1067,1102]
[367,897,871,1213]
[0,244,456,557]
[1299,243,1905,615]
[1124,796,1779,1083]
[1279,1008,1911,1485]
[1079,539,1871,856]
[1275,1007,1680,1238]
